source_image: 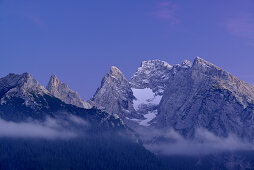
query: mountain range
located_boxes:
[91,57,254,140]
[1,57,254,169]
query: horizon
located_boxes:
[1,0,254,99]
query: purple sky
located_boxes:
[0,0,254,99]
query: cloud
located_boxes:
[69,114,89,126]
[136,127,254,156]
[0,115,89,139]
[154,1,180,26]
[226,12,254,46]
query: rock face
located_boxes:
[129,60,172,126]
[0,72,50,108]
[156,57,254,138]
[0,72,126,130]
[129,59,193,127]
[90,66,138,119]
[46,75,91,109]
[90,60,194,127]
[91,57,254,140]
[130,60,173,95]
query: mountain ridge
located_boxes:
[46,74,91,109]
[89,57,254,140]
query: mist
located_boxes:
[137,127,254,156]
[0,115,89,139]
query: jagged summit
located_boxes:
[47,74,62,91]
[90,57,254,139]
[130,59,173,95]
[140,60,173,70]
[0,72,127,132]
[0,72,48,94]
[46,74,91,109]
[110,66,121,74]
[107,66,126,81]
[156,57,254,138]
[181,60,192,68]
[0,72,49,107]
[90,66,137,119]
[194,56,209,64]
[193,56,221,70]
[0,72,37,87]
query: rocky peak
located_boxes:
[140,60,173,70]
[181,60,192,68]
[0,73,23,89]
[0,72,49,107]
[192,57,222,73]
[46,74,91,109]
[191,57,240,90]
[90,66,137,119]
[130,59,173,95]
[156,57,254,139]
[47,74,62,90]
[109,66,123,78]
[100,66,129,88]
[0,72,48,94]
[193,56,211,65]
[103,66,127,84]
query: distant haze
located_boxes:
[1,0,254,100]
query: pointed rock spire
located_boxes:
[110,66,122,75]
[90,66,136,118]
[193,56,219,70]
[46,74,91,109]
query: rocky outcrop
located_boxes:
[0,72,127,130]
[46,75,91,109]
[90,66,138,119]
[90,59,195,127]
[0,72,50,108]
[156,57,254,138]
[129,59,193,126]
[88,57,254,139]
[130,60,173,95]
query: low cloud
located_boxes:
[137,127,254,156]
[0,115,89,139]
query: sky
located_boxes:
[0,0,254,100]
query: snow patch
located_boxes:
[140,110,158,126]
[131,88,162,111]
[130,110,158,126]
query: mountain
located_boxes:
[90,59,195,127]
[46,74,91,109]
[0,72,166,170]
[0,73,123,129]
[130,59,192,95]
[156,57,254,138]
[92,57,254,139]
[89,66,139,119]
[2,58,254,169]
[88,57,254,169]
[129,59,193,127]
[0,72,50,110]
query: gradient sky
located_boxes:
[1,0,254,100]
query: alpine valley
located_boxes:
[1,57,254,170]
